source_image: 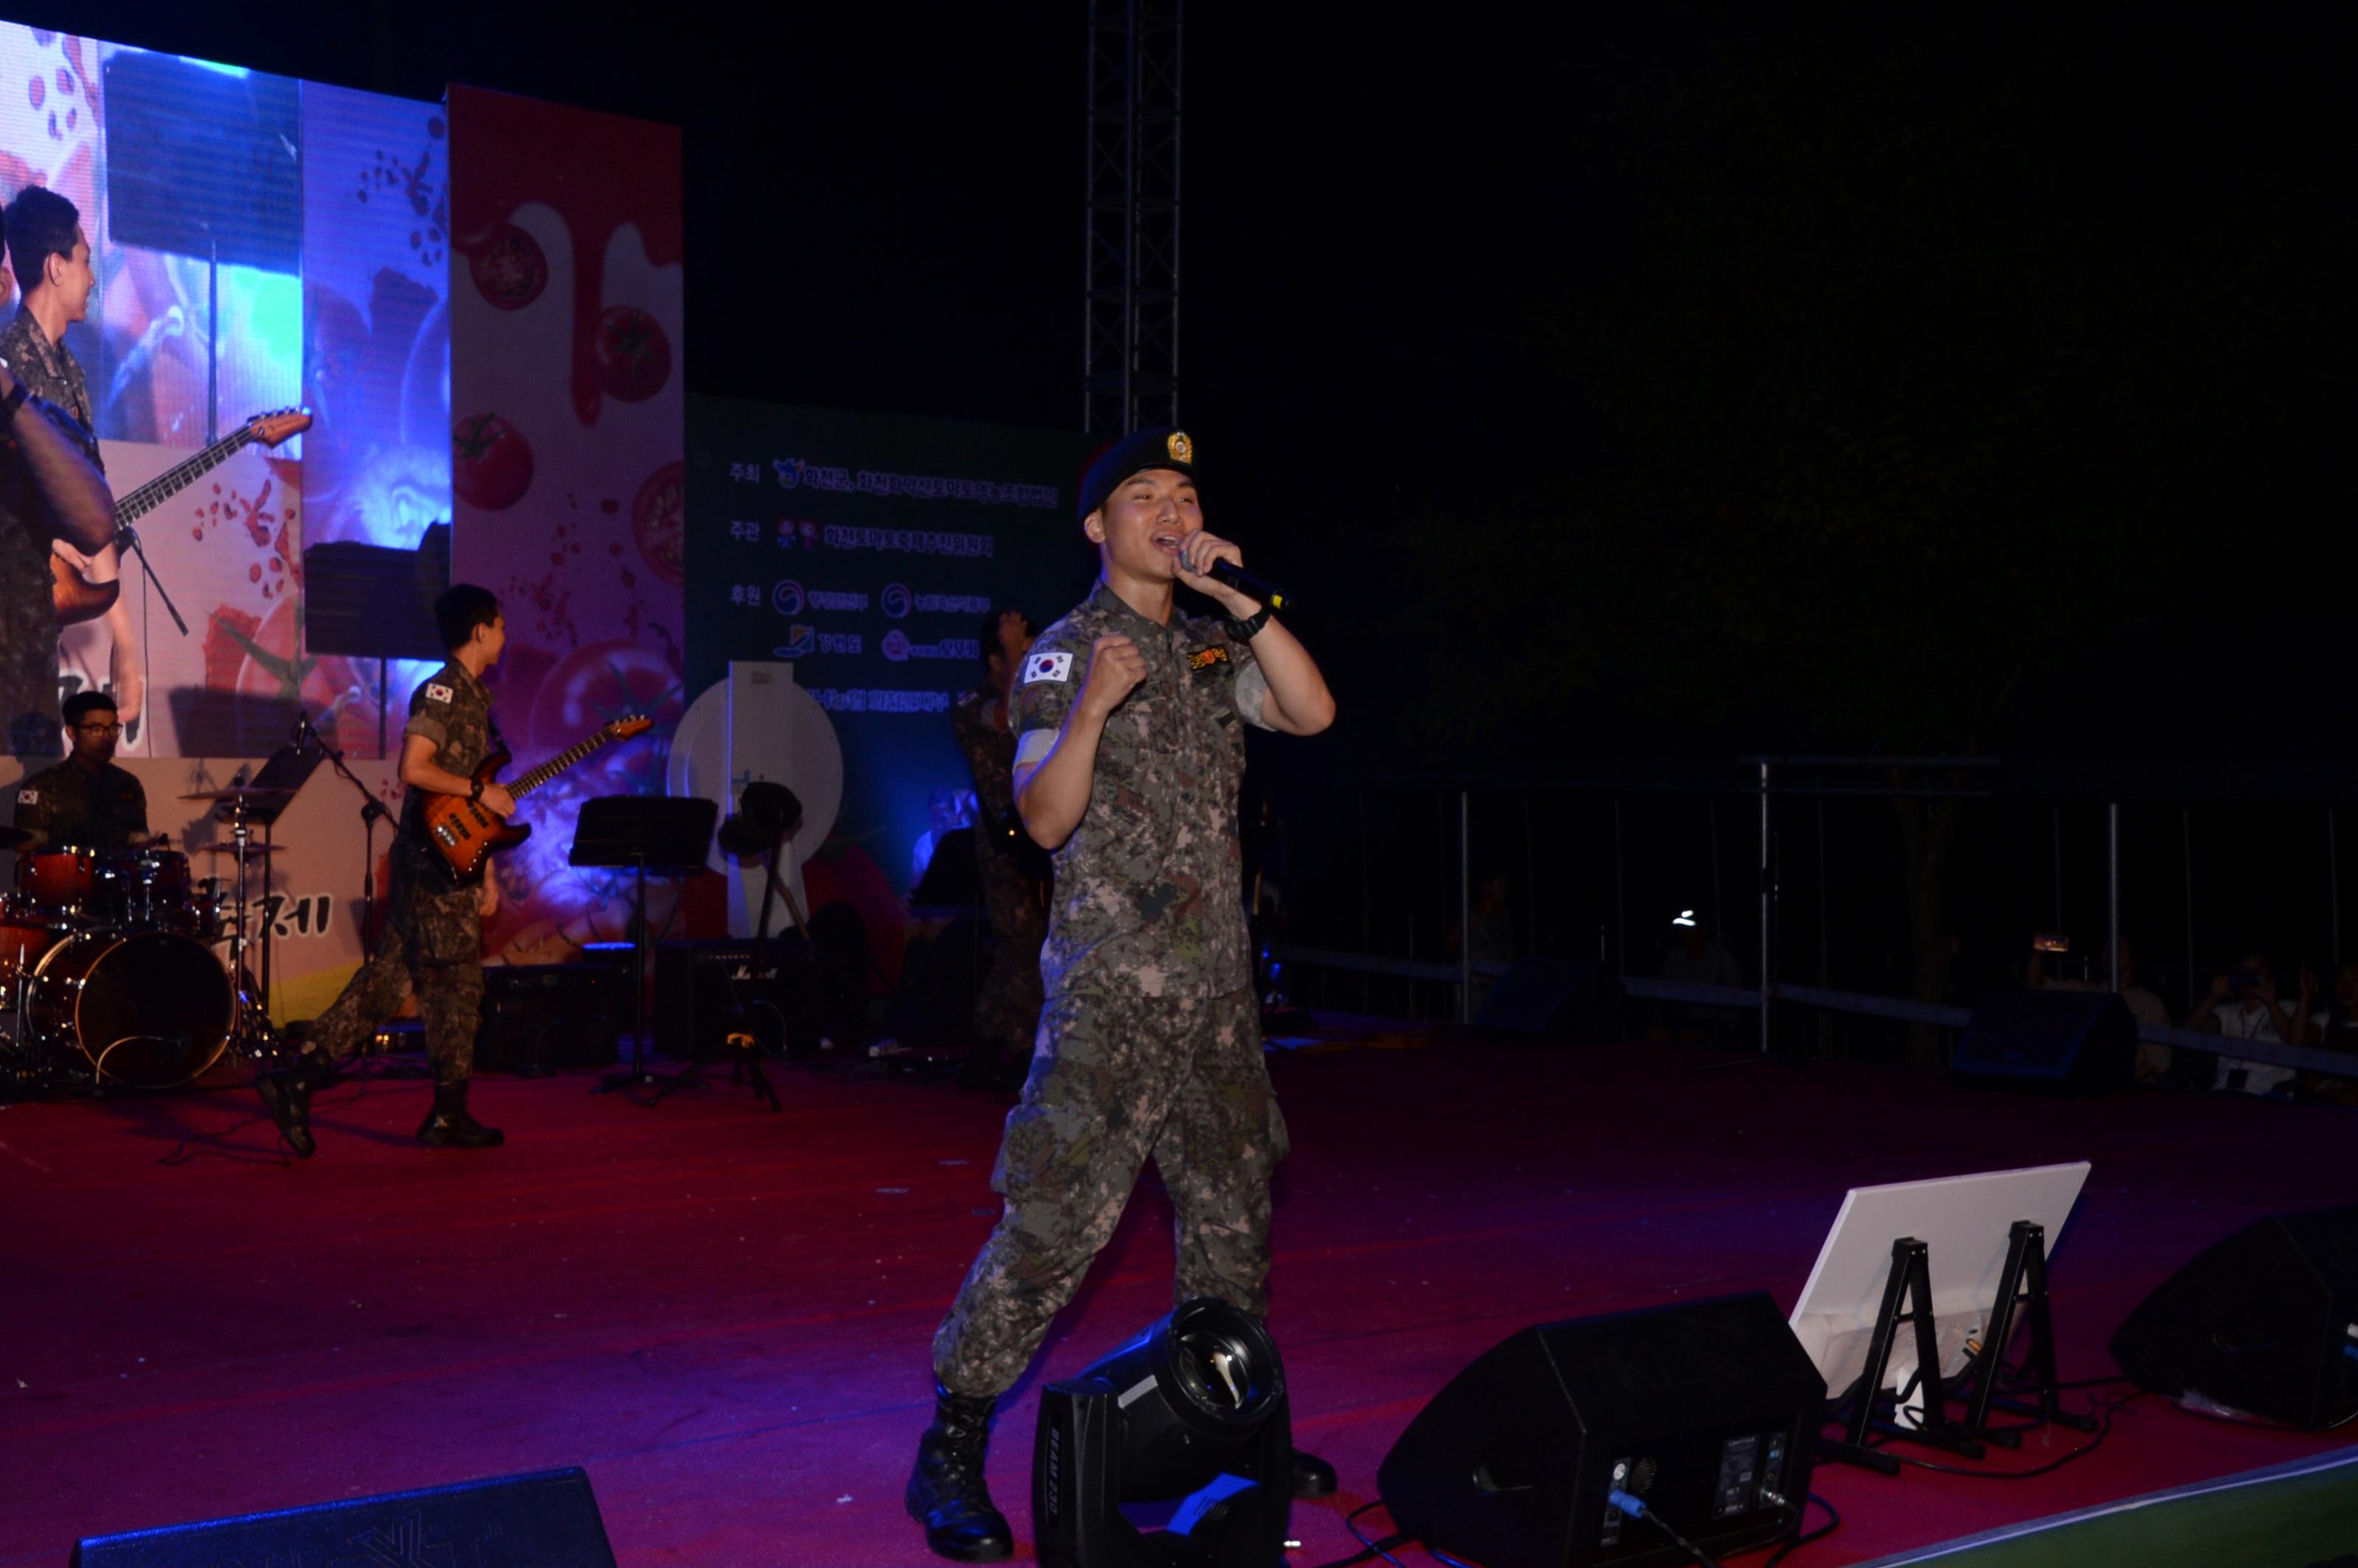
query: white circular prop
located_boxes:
[667,668,844,874]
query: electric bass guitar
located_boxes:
[420,715,655,877]
[52,407,315,624]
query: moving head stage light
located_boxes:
[1033,1298,1293,1568]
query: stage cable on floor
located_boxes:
[1607,1489,1726,1568]
[1760,1492,1841,1566]
[1303,1499,1410,1568]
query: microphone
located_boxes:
[1205,558,1291,615]
[291,712,318,749]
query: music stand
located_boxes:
[569,796,718,1096]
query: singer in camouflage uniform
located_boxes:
[906,429,1337,1564]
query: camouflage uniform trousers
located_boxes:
[307,875,485,1088]
[932,985,1289,1398]
[973,851,1046,1049]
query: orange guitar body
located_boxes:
[50,555,119,625]
[415,715,652,878]
[419,751,532,878]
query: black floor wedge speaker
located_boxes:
[2111,1206,2358,1429]
[72,1466,615,1567]
[1378,1292,1824,1568]
[1952,988,2135,1093]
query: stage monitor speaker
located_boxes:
[1474,958,1626,1046]
[72,1465,615,1567]
[475,964,623,1074]
[654,937,820,1060]
[1951,989,2135,1093]
[2110,1205,2358,1429]
[1378,1292,1823,1568]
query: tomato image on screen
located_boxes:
[591,305,671,403]
[469,222,548,311]
[632,461,685,586]
[453,412,534,510]
[527,640,682,754]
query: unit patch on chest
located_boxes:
[1186,645,1229,671]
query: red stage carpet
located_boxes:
[5,1030,2351,1566]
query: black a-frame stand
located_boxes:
[1957,1220,2099,1438]
[1819,1222,2084,1475]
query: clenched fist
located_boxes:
[1077,633,1147,721]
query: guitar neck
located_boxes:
[115,427,255,523]
[509,730,621,799]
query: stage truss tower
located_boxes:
[1084,0,1183,436]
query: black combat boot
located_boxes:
[416,1082,504,1147]
[256,1051,334,1158]
[906,1382,1013,1562]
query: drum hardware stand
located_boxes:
[567,796,719,1100]
[295,712,394,958]
[223,796,275,1064]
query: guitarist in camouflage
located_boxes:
[258,586,516,1156]
[0,185,120,757]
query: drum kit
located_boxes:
[0,786,291,1095]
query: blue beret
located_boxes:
[1077,427,1197,520]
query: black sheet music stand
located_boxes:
[569,795,717,1097]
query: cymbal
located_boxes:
[178,787,293,802]
[192,841,287,854]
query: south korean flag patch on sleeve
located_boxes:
[424,682,455,704]
[1022,651,1073,685]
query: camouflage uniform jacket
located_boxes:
[0,311,102,758]
[1013,581,1275,998]
[14,757,147,849]
[951,685,1018,825]
[396,659,500,903]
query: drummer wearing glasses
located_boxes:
[13,690,145,850]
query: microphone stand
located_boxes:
[295,713,394,959]
[113,524,189,637]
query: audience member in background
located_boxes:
[1657,909,1743,1043]
[2026,936,2173,1082]
[1445,870,1516,1016]
[2295,962,2358,1104]
[2189,951,2305,1096]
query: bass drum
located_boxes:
[32,931,236,1089]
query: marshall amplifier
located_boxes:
[654,937,820,1061]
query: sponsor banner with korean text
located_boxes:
[685,398,1091,934]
